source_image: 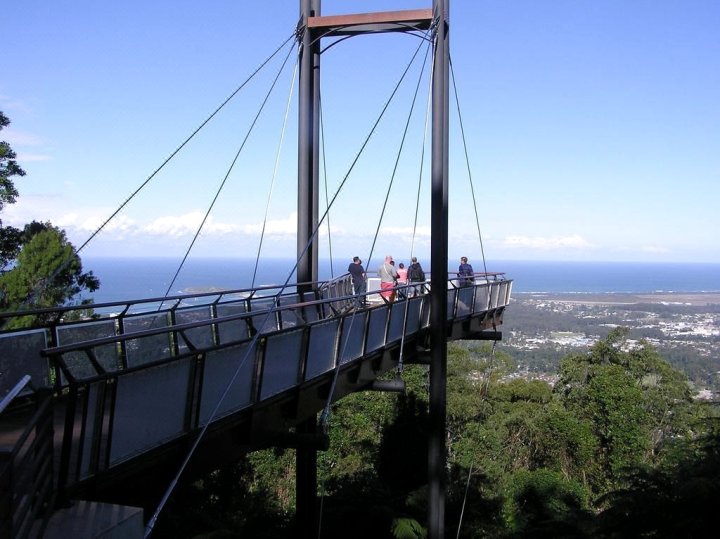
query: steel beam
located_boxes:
[296,3,321,538]
[429,1,449,538]
[307,9,433,36]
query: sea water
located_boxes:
[82,257,720,304]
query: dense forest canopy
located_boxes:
[156,329,720,538]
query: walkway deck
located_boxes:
[1,273,511,536]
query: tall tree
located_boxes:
[0,111,26,269]
[0,112,100,327]
[0,222,99,328]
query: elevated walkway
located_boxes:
[0,273,511,537]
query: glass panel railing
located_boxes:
[421,295,431,328]
[57,320,119,379]
[259,329,304,400]
[489,283,501,309]
[200,342,257,424]
[339,311,367,364]
[0,330,49,398]
[249,297,279,334]
[504,280,514,305]
[216,302,250,344]
[447,288,457,320]
[387,302,406,343]
[123,313,173,367]
[305,320,339,380]
[366,306,389,353]
[110,358,193,465]
[404,297,422,335]
[474,284,490,314]
[277,295,304,329]
[456,287,474,317]
[175,306,215,352]
[78,381,103,480]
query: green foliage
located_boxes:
[0,222,99,328]
[1,111,26,269]
[502,469,592,538]
[0,111,25,213]
[0,113,99,326]
[391,517,426,539]
[156,331,715,538]
[556,327,700,491]
[153,459,292,539]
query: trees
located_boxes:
[0,112,99,327]
[0,222,99,328]
[1,111,26,269]
[153,335,714,537]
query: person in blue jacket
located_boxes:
[458,256,475,287]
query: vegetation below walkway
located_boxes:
[154,328,720,538]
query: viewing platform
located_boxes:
[1,272,511,537]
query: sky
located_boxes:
[3,0,719,268]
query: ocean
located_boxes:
[82,257,720,304]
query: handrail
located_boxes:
[0,279,323,326]
[0,374,33,414]
[0,385,54,539]
[0,274,504,324]
[40,278,417,360]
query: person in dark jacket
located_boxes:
[348,256,367,305]
[458,256,474,287]
[407,256,426,296]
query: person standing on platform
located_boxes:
[458,256,475,287]
[378,255,399,302]
[396,262,408,298]
[407,256,426,296]
[348,256,367,306]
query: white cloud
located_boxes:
[383,225,432,237]
[66,213,137,235]
[502,234,592,250]
[241,212,297,236]
[143,211,236,237]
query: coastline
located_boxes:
[513,291,720,306]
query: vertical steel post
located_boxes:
[298,0,321,286]
[297,1,321,538]
[429,1,449,538]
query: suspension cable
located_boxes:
[319,94,335,279]
[251,50,300,288]
[77,33,296,258]
[449,55,489,276]
[448,55,500,394]
[146,29,427,538]
[147,20,442,537]
[162,41,298,299]
[410,55,434,259]
[396,51,436,374]
[365,41,432,269]
[318,33,432,430]
[9,33,297,319]
[456,461,474,539]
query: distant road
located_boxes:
[513,292,720,306]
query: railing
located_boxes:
[0,275,511,502]
[0,377,54,539]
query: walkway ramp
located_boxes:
[0,274,511,537]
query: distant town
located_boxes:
[498,292,720,398]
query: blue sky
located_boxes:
[3,0,719,267]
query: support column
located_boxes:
[298,0,321,286]
[429,1,449,538]
[296,1,321,538]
